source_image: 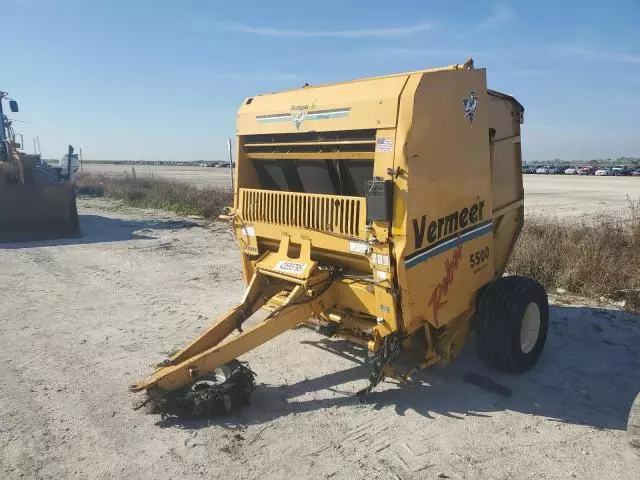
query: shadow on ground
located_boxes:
[158,305,640,432]
[0,215,198,249]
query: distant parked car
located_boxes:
[536,167,549,174]
[612,167,632,176]
[595,168,610,176]
[578,166,595,175]
[632,169,640,176]
[564,168,578,175]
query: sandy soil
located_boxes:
[1,197,639,480]
[523,175,640,219]
[83,163,640,218]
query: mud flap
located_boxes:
[0,184,80,242]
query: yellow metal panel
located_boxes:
[237,75,409,134]
[398,69,494,331]
[493,207,523,276]
[390,74,421,332]
[332,279,377,313]
[489,92,523,212]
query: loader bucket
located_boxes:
[0,184,80,242]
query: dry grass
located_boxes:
[508,199,640,310]
[75,170,232,220]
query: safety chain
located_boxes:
[357,334,403,402]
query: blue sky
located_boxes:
[3,0,639,161]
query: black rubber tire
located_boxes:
[475,275,549,374]
[143,360,256,417]
[628,392,640,454]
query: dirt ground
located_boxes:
[523,175,640,219]
[82,163,640,218]
[1,197,639,480]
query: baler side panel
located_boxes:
[488,93,524,276]
[391,74,422,331]
[399,69,494,331]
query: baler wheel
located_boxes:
[475,276,549,373]
[145,360,256,419]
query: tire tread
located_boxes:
[476,275,549,374]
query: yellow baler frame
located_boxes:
[132,59,526,405]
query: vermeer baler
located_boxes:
[131,59,549,416]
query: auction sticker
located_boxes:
[349,240,368,255]
[274,261,307,274]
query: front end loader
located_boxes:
[131,59,549,416]
[0,92,80,242]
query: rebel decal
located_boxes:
[428,238,462,325]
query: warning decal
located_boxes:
[376,138,394,152]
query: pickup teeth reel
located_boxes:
[143,360,256,419]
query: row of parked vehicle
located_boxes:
[523,165,640,176]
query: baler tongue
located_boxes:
[130,236,336,416]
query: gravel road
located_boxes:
[1,197,639,479]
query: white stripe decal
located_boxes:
[256,108,350,123]
[405,222,493,269]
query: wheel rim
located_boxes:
[190,366,229,391]
[520,302,541,354]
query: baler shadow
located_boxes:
[0,215,198,249]
[159,305,640,432]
